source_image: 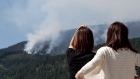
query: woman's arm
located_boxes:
[75,47,105,79]
[69,33,75,48]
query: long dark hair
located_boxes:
[71,26,94,52]
[106,21,137,53]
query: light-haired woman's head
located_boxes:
[106,21,137,53]
[71,25,94,52]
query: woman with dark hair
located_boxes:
[66,25,96,79]
[75,21,140,79]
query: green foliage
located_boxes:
[0,53,68,79]
[129,38,140,76]
[130,37,140,52]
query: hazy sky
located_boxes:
[0,0,140,49]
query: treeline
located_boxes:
[0,37,140,79]
[0,53,68,79]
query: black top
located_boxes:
[66,48,96,79]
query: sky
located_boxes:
[0,0,140,50]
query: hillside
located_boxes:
[0,37,140,79]
[2,21,140,55]
[24,21,140,54]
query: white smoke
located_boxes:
[24,29,62,54]
[24,14,63,54]
[24,0,140,54]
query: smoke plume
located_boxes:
[22,0,140,54]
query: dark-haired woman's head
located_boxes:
[106,21,137,53]
[71,25,94,52]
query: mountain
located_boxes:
[45,21,140,54]
[126,21,140,38]
[1,21,140,55]
[40,21,140,54]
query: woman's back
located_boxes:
[66,48,95,79]
[97,46,138,79]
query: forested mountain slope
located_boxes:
[0,37,140,79]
